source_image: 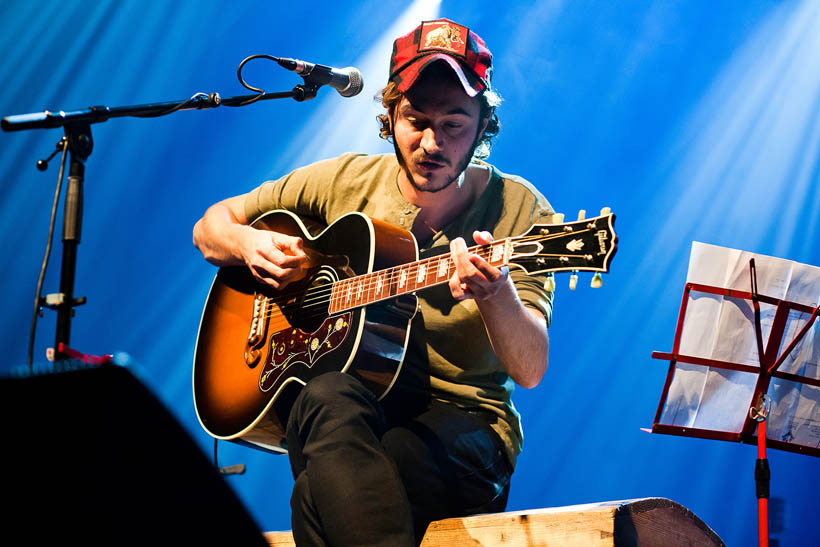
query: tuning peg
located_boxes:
[544,276,555,292]
[569,272,578,290]
[600,207,610,216]
[553,212,565,224]
[590,272,603,288]
[577,209,586,221]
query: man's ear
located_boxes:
[478,112,490,140]
[388,106,395,135]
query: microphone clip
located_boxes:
[292,83,319,102]
[272,57,320,101]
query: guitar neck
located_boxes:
[326,211,617,314]
[328,239,509,314]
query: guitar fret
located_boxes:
[393,267,401,296]
[375,272,385,299]
[437,256,449,279]
[398,267,408,292]
[385,268,395,298]
[491,242,504,264]
[407,265,418,291]
[365,272,374,304]
[426,258,436,286]
[424,258,435,287]
[416,264,426,286]
[369,272,378,303]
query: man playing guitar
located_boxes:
[194,18,554,546]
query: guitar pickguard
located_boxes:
[258,312,353,392]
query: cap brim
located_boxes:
[394,54,485,97]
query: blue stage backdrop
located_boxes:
[2,1,818,545]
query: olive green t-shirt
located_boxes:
[244,153,555,466]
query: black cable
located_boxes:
[227,54,281,107]
[237,54,280,92]
[131,92,211,118]
[27,137,69,370]
[132,54,286,115]
[213,437,246,475]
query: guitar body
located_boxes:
[193,207,618,454]
[193,210,419,453]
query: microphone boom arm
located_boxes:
[2,87,319,132]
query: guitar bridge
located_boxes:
[245,293,268,367]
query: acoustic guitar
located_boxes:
[193,209,617,453]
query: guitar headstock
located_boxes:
[509,208,618,281]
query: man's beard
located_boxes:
[394,134,481,194]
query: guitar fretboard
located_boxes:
[328,239,509,314]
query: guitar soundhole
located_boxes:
[283,267,337,333]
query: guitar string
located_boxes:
[255,243,500,324]
[262,254,605,323]
[267,228,585,308]
[290,227,600,310]
[257,228,605,321]
[257,248,482,307]
[259,247,494,322]
[264,247,600,320]
[259,227,593,312]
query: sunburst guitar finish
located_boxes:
[193,209,617,453]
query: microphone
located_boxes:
[277,57,363,97]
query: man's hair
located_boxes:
[375,80,502,160]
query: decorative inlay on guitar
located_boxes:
[193,209,617,453]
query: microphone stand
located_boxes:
[3,83,321,362]
[53,123,91,360]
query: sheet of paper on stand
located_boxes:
[661,241,820,447]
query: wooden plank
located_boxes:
[263,498,724,547]
[263,531,295,546]
[420,498,724,547]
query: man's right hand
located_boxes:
[193,195,310,291]
[239,227,309,290]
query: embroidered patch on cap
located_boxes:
[418,20,469,57]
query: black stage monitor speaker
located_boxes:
[0,363,268,546]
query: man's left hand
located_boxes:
[449,231,510,301]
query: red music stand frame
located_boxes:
[649,259,820,547]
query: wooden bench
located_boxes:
[263,497,724,546]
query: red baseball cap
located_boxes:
[389,18,492,97]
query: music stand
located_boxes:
[647,242,820,547]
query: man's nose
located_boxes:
[420,127,443,155]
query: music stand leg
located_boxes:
[756,418,770,547]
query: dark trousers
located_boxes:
[286,372,512,546]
